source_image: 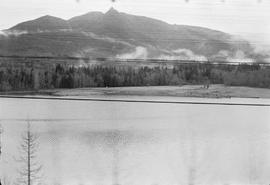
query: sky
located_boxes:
[0,0,269,47]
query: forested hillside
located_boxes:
[0,61,269,91]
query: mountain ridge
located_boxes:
[0,8,258,61]
[10,15,71,32]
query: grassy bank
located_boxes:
[5,84,270,99]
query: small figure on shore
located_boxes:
[203,77,210,89]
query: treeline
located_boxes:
[0,63,270,91]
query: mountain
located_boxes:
[0,8,256,61]
[10,15,71,32]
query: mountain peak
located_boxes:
[9,15,70,31]
[106,7,119,15]
[36,15,63,22]
[40,15,54,19]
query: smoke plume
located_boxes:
[0,30,28,37]
[159,48,207,61]
[213,50,255,63]
[81,32,133,47]
[116,46,148,59]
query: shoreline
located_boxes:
[1,84,270,99]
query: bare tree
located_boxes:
[15,121,42,185]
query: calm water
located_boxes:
[0,97,270,185]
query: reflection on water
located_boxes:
[0,97,270,185]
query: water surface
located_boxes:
[0,97,270,185]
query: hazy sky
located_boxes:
[0,0,269,46]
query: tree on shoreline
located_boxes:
[15,121,42,185]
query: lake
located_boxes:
[0,96,270,185]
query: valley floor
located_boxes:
[4,84,270,99]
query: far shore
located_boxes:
[1,84,270,99]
